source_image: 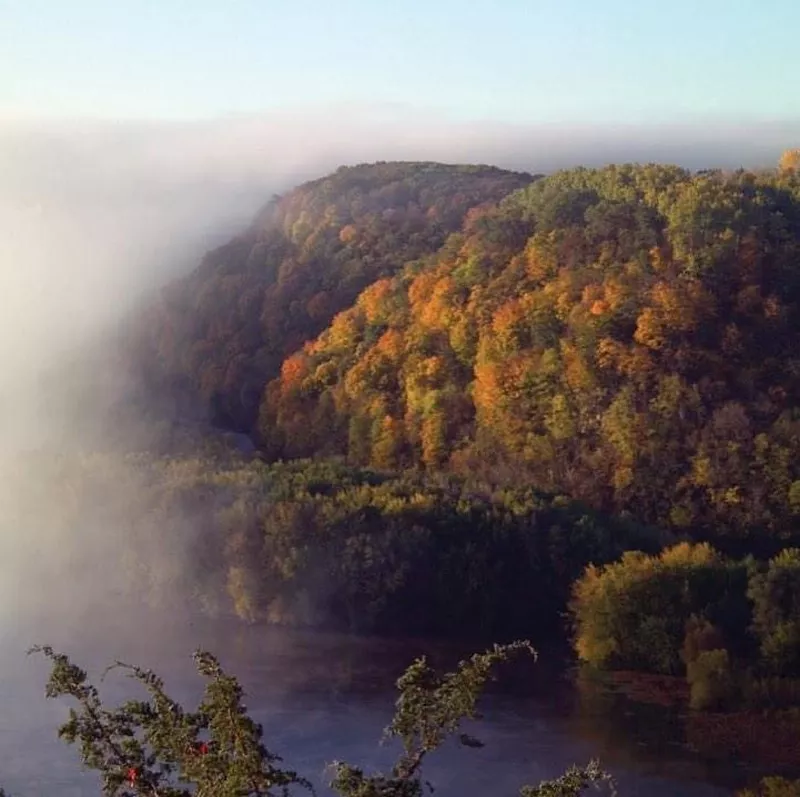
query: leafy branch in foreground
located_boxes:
[329,640,611,797]
[21,641,611,797]
[520,762,614,797]
[28,645,310,797]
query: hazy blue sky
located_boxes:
[3,0,798,123]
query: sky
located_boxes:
[3,0,799,124]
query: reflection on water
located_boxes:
[0,620,776,796]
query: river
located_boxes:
[0,619,783,796]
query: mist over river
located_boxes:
[0,618,776,796]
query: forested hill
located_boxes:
[129,161,533,431]
[132,155,800,544]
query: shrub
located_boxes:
[570,543,743,675]
[739,777,800,797]
[682,615,725,667]
[686,648,735,711]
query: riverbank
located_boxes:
[576,668,800,777]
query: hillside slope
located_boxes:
[130,162,533,431]
[259,163,800,542]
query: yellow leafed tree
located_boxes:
[779,148,800,175]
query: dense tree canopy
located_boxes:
[248,161,800,542]
[82,155,800,641]
[130,162,532,432]
[20,450,660,638]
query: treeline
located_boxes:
[209,459,662,637]
[571,542,800,711]
[17,450,662,638]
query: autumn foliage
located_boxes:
[247,161,800,543]
[130,162,532,433]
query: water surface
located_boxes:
[0,621,771,796]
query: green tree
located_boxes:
[570,543,748,675]
[748,549,800,675]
